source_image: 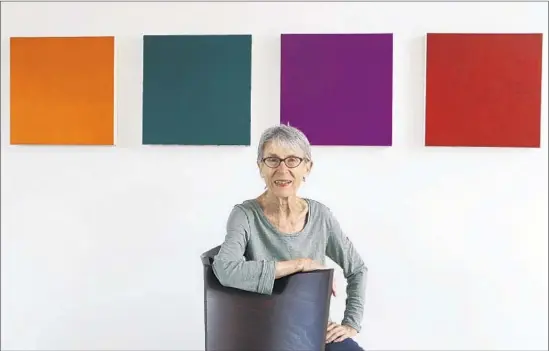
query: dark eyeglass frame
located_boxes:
[262,156,307,169]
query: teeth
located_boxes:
[275,180,291,185]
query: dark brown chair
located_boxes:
[201,246,334,351]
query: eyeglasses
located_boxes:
[262,156,305,169]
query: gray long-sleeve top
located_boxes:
[212,198,368,332]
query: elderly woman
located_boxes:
[213,124,367,351]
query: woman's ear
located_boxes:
[258,164,268,183]
[306,160,314,176]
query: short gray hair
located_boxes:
[257,124,312,163]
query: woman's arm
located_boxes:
[275,259,306,278]
[212,206,304,295]
[324,207,368,333]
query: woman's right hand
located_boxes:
[299,258,326,272]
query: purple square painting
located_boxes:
[280,34,393,146]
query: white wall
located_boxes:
[1,2,547,350]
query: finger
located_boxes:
[325,325,338,341]
[326,322,338,332]
[326,326,345,343]
[334,334,349,343]
[332,282,337,297]
[327,329,346,343]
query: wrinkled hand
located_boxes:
[300,258,337,296]
[326,322,357,343]
[300,258,325,272]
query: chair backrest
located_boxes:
[201,246,334,351]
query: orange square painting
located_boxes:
[10,37,115,145]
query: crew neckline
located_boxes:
[249,198,313,237]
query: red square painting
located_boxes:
[425,33,543,148]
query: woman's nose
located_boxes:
[276,162,290,172]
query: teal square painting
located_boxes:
[142,35,252,145]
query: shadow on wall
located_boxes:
[400,35,427,149]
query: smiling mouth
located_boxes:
[274,180,292,187]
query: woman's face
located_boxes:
[258,141,312,198]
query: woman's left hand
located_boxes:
[325,322,357,343]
